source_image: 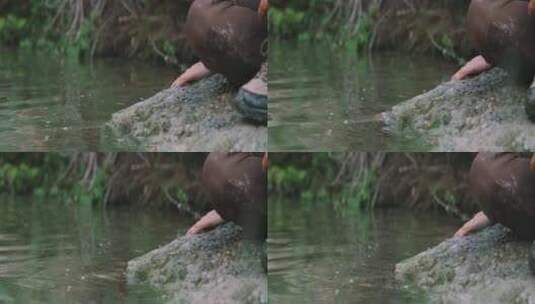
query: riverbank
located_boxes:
[128,223,267,304]
[0,153,210,214]
[0,154,265,304]
[396,225,535,303]
[108,75,267,152]
[382,69,535,151]
[0,0,194,64]
[3,1,472,64]
[269,153,477,218]
[270,0,470,60]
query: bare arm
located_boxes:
[454,211,492,237]
[187,210,225,235]
[451,56,493,81]
[171,62,213,88]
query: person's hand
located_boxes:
[262,153,268,172]
[454,211,491,237]
[171,62,213,88]
[530,154,535,171]
[259,0,268,17]
[171,75,190,88]
[454,226,469,238]
[529,0,535,15]
[186,223,202,235]
[451,56,492,81]
[186,210,224,236]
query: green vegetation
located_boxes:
[270,0,470,57]
[269,153,478,217]
[268,154,325,199]
[0,14,29,46]
[0,153,68,195]
[269,153,336,197]
[0,153,208,214]
[269,153,382,210]
[0,0,193,63]
[0,1,471,60]
[270,1,376,50]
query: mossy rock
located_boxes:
[396,225,535,303]
[383,68,535,151]
[127,223,267,304]
[108,74,267,152]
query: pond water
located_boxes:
[268,41,458,151]
[268,199,461,303]
[0,198,193,304]
[0,49,179,151]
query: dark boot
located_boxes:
[234,63,267,124]
[235,86,267,124]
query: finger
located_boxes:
[454,228,466,237]
[452,68,470,81]
[171,77,188,88]
[451,73,462,81]
[186,226,199,235]
[171,80,182,88]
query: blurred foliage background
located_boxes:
[0,151,494,222]
[0,153,209,217]
[0,0,475,62]
[270,0,472,61]
[0,0,194,64]
[269,153,479,220]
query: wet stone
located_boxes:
[107,75,267,152]
[127,223,267,304]
[396,225,535,303]
[382,68,535,151]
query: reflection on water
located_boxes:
[268,41,458,151]
[0,197,192,304]
[0,49,179,151]
[268,199,460,303]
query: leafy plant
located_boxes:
[0,14,28,45]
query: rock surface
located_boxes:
[127,223,267,304]
[395,225,535,303]
[108,75,267,151]
[382,68,535,151]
